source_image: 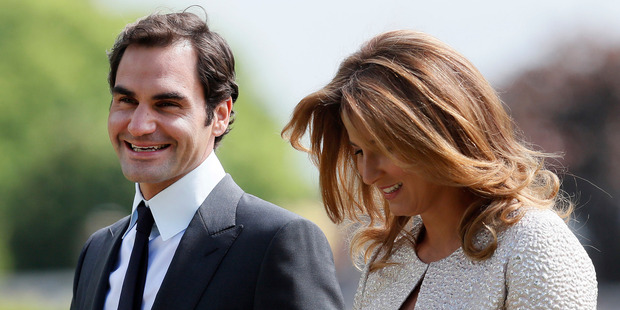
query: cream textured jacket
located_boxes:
[354,208,598,309]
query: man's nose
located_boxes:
[127,104,156,136]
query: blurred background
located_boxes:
[1,0,619,309]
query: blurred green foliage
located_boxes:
[0,0,310,271]
[0,301,65,310]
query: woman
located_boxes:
[282,30,597,309]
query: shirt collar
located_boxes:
[124,152,226,241]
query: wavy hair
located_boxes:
[282,30,571,270]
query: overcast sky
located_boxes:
[95,0,620,122]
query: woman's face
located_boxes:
[342,112,453,217]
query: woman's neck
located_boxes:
[415,188,473,263]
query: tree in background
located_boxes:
[0,0,310,271]
[501,36,620,281]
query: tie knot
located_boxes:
[136,202,154,234]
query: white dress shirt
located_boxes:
[104,153,226,310]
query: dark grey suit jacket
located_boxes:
[70,175,344,309]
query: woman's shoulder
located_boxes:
[500,208,580,247]
[498,207,592,265]
[499,207,598,309]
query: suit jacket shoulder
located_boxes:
[72,175,344,310]
[156,175,345,309]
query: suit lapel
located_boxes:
[153,175,244,309]
[88,218,129,309]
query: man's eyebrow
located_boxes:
[111,85,134,96]
[111,87,186,101]
[152,92,186,101]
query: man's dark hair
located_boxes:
[107,11,238,147]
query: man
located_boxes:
[70,11,344,310]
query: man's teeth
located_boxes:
[383,183,402,194]
[131,144,167,152]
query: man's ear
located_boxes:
[212,97,232,137]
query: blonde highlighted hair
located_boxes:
[282,30,570,269]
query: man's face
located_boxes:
[108,42,230,199]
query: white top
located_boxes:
[354,208,598,310]
[104,153,226,310]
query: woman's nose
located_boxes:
[359,153,382,185]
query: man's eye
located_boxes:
[158,101,178,108]
[118,97,137,104]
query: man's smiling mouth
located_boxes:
[126,142,170,152]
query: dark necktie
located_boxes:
[118,202,154,310]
